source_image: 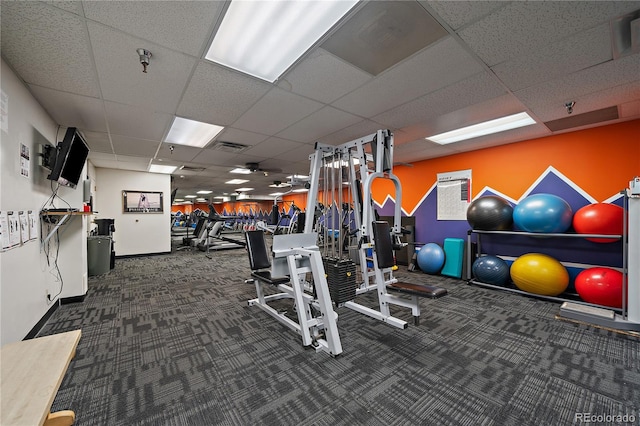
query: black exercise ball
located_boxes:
[467,195,513,230]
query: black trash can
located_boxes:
[88,236,112,276]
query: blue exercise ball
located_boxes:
[472,255,510,286]
[417,243,445,274]
[513,193,573,233]
[466,196,513,230]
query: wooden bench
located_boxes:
[1,330,81,426]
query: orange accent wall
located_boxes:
[385,120,639,212]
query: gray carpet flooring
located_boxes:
[39,240,640,425]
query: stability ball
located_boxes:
[513,193,573,233]
[575,267,623,308]
[573,203,624,243]
[510,253,569,296]
[417,243,445,274]
[466,196,513,230]
[472,255,510,286]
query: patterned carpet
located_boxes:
[40,240,640,425]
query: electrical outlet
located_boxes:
[46,289,51,301]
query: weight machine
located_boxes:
[303,129,446,329]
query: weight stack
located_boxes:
[322,257,357,306]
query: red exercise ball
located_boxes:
[575,267,623,308]
[572,203,624,243]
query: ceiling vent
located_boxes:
[210,141,249,153]
[321,1,447,75]
[179,165,206,172]
[543,106,619,132]
[611,9,640,59]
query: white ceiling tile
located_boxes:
[156,144,201,163]
[91,159,121,169]
[0,2,100,97]
[88,152,116,162]
[321,120,390,146]
[177,62,272,126]
[110,135,161,157]
[88,22,196,113]
[233,88,324,135]
[279,48,372,104]
[116,162,149,172]
[276,106,363,143]
[28,86,107,132]
[493,24,613,92]
[282,145,317,163]
[459,1,640,66]
[45,1,85,16]
[373,71,507,129]
[190,148,240,166]
[426,1,508,30]
[243,138,307,158]
[619,99,640,119]
[82,131,113,154]
[103,101,172,141]
[216,128,269,147]
[517,54,640,121]
[117,155,154,165]
[332,37,484,117]
[83,1,223,56]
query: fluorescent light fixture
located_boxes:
[196,198,207,202]
[205,0,358,82]
[226,179,249,185]
[427,112,536,144]
[270,192,285,196]
[214,196,226,199]
[197,190,213,194]
[230,167,252,174]
[164,117,224,148]
[287,174,309,180]
[292,188,308,193]
[270,182,292,188]
[185,195,197,199]
[149,164,177,174]
[235,187,254,192]
[173,198,184,202]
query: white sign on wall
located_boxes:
[437,169,472,220]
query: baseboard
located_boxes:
[116,251,171,259]
[61,294,86,305]
[24,301,59,340]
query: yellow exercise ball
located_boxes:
[510,253,569,296]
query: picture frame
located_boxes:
[122,190,163,213]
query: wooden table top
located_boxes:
[1,330,81,426]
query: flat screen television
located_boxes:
[47,127,90,189]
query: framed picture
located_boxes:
[123,190,163,213]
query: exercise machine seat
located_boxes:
[372,221,447,298]
[245,230,289,285]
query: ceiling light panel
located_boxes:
[226,179,249,185]
[206,0,359,82]
[427,112,536,144]
[164,116,224,148]
[149,164,178,174]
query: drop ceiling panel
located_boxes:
[373,71,507,129]
[110,135,161,158]
[191,148,241,166]
[620,99,640,118]
[447,123,551,154]
[156,144,201,163]
[103,101,172,141]
[279,48,372,104]
[232,88,324,135]
[88,152,116,162]
[332,37,484,118]
[517,54,640,121]
[0,2,100,97]
[458,1,640,66]
[88,22,196,114]
[321,120,390,146]
[116,162,149,172]
[83,1,223,56]
[28,86,108,132]
[425,1,508,30]
[45,1,84,15]
[321,1,448,76]
[177,62,272,126]
[282,145,317,163]
[243,138,307,158]
[492,24,613,92]
[216,128,269,147]
[276,106,363,143]
[82,131,113,154]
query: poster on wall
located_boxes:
[437,169,472,220]
[28,210,38,241]
[20,143,30,178]
[18,211,29,243]
[123,190,163,213]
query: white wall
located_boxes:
[1,58,88,344]
[94,168,171,256]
